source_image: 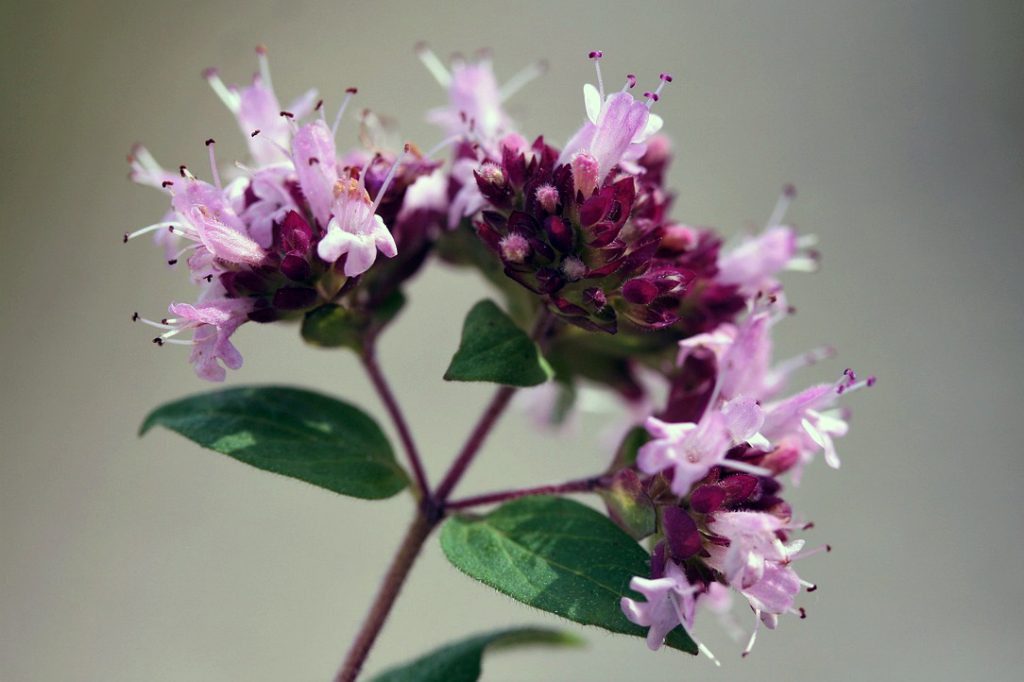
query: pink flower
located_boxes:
[418,45,544,144]
[638,396,765,496]
[621,561,720,663]
[238,165,298,248]
[169,174,267,267]
[290,120,339,228]
[317,178,398,276]
[204,47,318,166]
[761,370,874,476]
[621,562,699,651]
[717,186,819,295]
[558,52,669,181]
[136,286,252,382]
[705,511,804,590]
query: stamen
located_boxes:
[255,44,273,94]
[415,42,452,87]
[767,184,797,227]
[742,612,762,658]
[369,145,411,215]
[357,154,378,193]
[834,369,875,395]
[772,345,836,378]
[205,139,222,190]
[644,74,671,108]
[130,144,163,175]
[589,50,605,100]
[721,459,773,478]
[153,337,193,346]
[800,579,817,591]
[332,87,358,138]
[667,592,720,667]
[123,222,187,242]
[500,60,548,101]
[202,67,240,112]
[424,133,463,159]
[788,543,831,562]
[167,243,200,266]
[134,314,177,330]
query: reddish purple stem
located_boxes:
[361,347,431,501]
[335,309,555,681]
[445,476,603,510]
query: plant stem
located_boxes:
[333,512,436,682]
[361,346,431,501]
[433,309,554,503]
[445,475,604,510]
[432,385,517,502]
[335,308,555,680]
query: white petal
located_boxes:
[583,83,602,124]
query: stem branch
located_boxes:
[445,475,604,511]
[361,346,431,501]
[433,385,517,502]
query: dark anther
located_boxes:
[152,338,164,346]
[807,584,818,592]
[167,259,177,265]
[308,157,319,166]
[799,608,807,619]
[279,110,294,118]
[161,180,173,188]
[346,87,358,94]
[179,165,188,177]
[131,312,140,322]
[314,99,324,111]
[250,129,261,137]
[205,274,213,282]
[205,138,215,146]
[122,233,129,243]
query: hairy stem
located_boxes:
[361,346,431,501]
[433,309,554,503]
[445,475,604,510]
[333,513,436,682]
[433,385,517,502]
[335,308,555,680]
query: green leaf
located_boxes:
[140,386,407,499]
[443,300,552,387]
[368,627,581,682]
[440,496,697,654]
[301,304,365,350]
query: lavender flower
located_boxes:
[126,48,443,380]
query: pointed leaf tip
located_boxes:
[140,385,407,499]
[440,496,697,654]
[444,299,552,387]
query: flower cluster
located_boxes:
[127,47,443,380]
[126,46,873,660]
[619,300,873,660]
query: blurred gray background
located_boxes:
[2,1,1022,680]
